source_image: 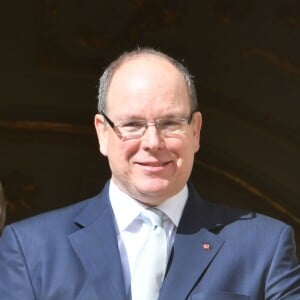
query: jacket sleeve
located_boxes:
[0,225,36,300]
[265,225,300,299]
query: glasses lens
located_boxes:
[158,118,187,135]
[115,117,190,139]
[117,120,146,138]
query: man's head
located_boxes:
[95,48,202,206]
[97,48,198,113]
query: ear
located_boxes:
[94,114,109,157]
[191,111,202,153]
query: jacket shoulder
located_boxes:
[7,193,102,238]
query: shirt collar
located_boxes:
[109,180,188,232]
[157,186,188,227]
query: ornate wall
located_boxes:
[0,0,299,253]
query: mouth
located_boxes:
[133,157,176,179]
[137,161,170,167]
[134,160,172,174]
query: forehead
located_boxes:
[111,54,184,85]
[106,55,190,114]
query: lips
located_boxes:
[137,161,169,167]
[134,159,173,175]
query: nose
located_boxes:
[140,124,164,151]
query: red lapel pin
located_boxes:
[202,243,211,251]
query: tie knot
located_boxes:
[141,208,164,228]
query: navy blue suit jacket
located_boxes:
[0,182,299,299]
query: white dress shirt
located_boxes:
[109,179,188,294]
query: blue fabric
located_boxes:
[0,182,299,299]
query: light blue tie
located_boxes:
[130,208,168,300]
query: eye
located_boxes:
[159,118,182,128]
[120,120,145,132]
[123,121,144,128]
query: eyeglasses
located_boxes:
[101,110,195,139]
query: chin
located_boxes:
[135,179,175,203]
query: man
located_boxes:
[0,48,299,299]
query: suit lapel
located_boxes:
[69,184,127,300]
[159,184,225,300]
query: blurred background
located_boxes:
[0,0,299,254]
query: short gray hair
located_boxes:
[97,48,198,113]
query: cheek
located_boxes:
[107,139,139,164]
[171,139,196,166]
[166,138,189,156]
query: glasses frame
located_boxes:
[100,110,195,139]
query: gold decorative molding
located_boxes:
[195,159,300,225]
[243,48,300,77]
[0,121,94,135]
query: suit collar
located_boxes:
[69,182,127,300]
[69,181,221,300]
[73,182,111,228]
[159,183,225,299]
[68,181,247,300]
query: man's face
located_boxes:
[95,55,202,206]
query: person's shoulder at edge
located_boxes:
[1,191,104,238]
[188,181,291,234]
